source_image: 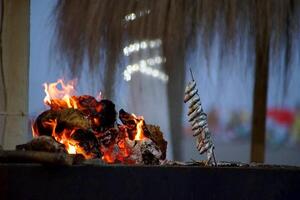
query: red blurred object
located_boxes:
[267,108,295,126]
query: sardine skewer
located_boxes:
[184,68,217,166]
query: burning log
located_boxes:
[32,107,101,159]
[33,110,58,136]
[34,99,117,135]
[33,108,91,136]
[71,129,101,158]
[57,108,91,130]
[76,96,117,131]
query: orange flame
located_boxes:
[43,79,78,109]
[102,153,115,163]
[132,114,145,141]
[42,79,79,154]
[31,121,38,138]
[43,119,77,154]
[101,138,133,163]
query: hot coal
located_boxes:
[119,109,167,158]
[119,109,137,130]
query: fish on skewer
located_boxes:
[184,69,217,166]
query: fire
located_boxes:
[43,79,78,109]
[43,119,76,154]
[67,144,77,154]
[101,138,133,164]
[33,78,151,163]
[53,130,77,155]
[99,114,147,163]
[133,114,145,140]
[31,121,38,138]
[135,121,144,140]
[102,153,115,163]
[40,79,90,155]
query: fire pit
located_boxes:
[1,79,300,199]
[16,79,167,165]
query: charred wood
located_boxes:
[119,109,151,138]
[96,127,119,147]
[16,136,66,153]
[119,109,137,139]
[146,125,167,160]
[96,99,117,130]
[119,109,167,159]
[34,108,91,136]
[71,129,101,158]
[0,150,84,165]
[77,95,98,109]
[33,110,58,136]
[56,108,91,130]
[126,138,162,165]
[76,96,117,131]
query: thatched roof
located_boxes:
[54,0,299,81]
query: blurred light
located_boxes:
[124,13,136,22]
[123,57,168,83]
[146,56,165,66]
[123,39,162,56]
[140,41,147,49]
[149,41,156,48]
[124,9,151,23]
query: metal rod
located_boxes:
[189,68,195,81]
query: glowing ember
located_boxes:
[102,153,114,163]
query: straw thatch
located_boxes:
[53,0,300,77]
